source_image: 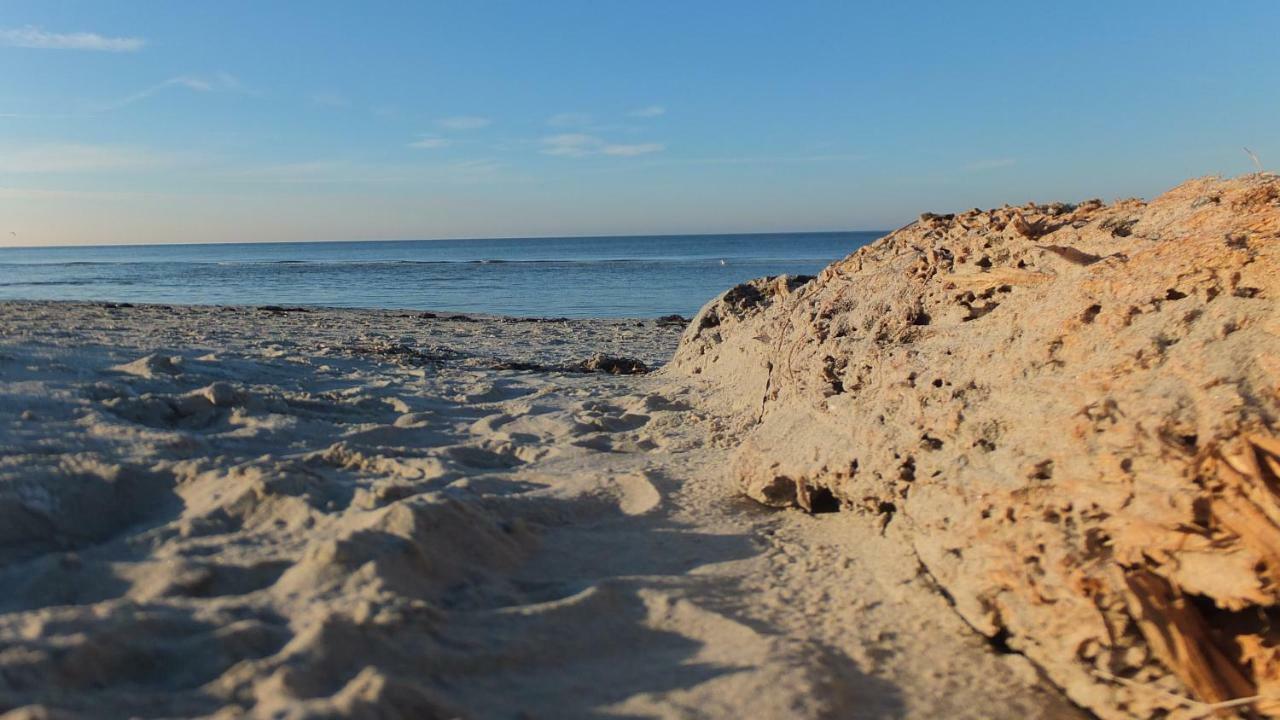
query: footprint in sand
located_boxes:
[622,393,693,413]
[457,378,536,404]
[571,434,658,453]
[110,353,185,378]
[614,471,662,516]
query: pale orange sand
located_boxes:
[0,301,1077,719]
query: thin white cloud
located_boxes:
[98,73,242,111]
[665,152,862,166]
[629,105,666,118]
[0,112,76,120]
[0,143,173,173]
[445,159,506,183]
[966,158,1017,171]
[408,135,452,150]
[547,112,593,128]
[540,133,664,158]
[565,152,864,177]
[438,116,491,130]
[602,143,665,156]
[540,134,599,157]
[0,26,144,52]
[0,186,148,200]
[0,186,84,200]
[222,160,381,183]
[311,92,350,108]
[222,158,509,185]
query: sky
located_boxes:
[1,1,1278,247]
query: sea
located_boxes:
[0,232,879,318]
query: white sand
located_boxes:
[0,300,1081,719]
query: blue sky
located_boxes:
[1,1,1277,246]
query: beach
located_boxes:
[2,174,1277,719]
[0,300,1078,719]
[3,1,1274,716]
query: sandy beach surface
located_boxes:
[0,300,1081,719]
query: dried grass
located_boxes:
[1116,435,1280,717]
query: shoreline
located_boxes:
[0,299,694,328]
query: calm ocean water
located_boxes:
[0,232,879,318]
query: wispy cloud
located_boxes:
[663,152,862,166]
[445,159,507,183]
[222,158,509,185]
[438,115,491,130]
[0,26,144,52]
[221,160,373,184]
[547,108,660,131]
[547,112,593,128]
[408,135,452,150]
[97,73,242,111]
[0,112,76,120]
[566,152,865,177]
[629,105,666,118]
[540,134,602,156]
[540,134,664,158]
[966,157,1017,171]
[310,92,349,108]
[602,142,665,156]
[1,143,173,173]
[0,186,148,201]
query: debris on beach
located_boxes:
[491,353,650,375]
[573,353,650,375]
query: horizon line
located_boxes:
[0,227,890,252]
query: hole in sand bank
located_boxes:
[1081,304,1102,324]
[808,487,841,514]
[986,628,1016,655]
[898,457,917,482]
[1029,460,1054,481]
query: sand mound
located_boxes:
[671,174,1280,717]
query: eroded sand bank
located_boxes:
[667,174,1280,719]
[0,301,1078,719]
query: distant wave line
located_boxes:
[0,280,98,287]
[0,256,845,269]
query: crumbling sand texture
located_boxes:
[672,174,1280,718]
